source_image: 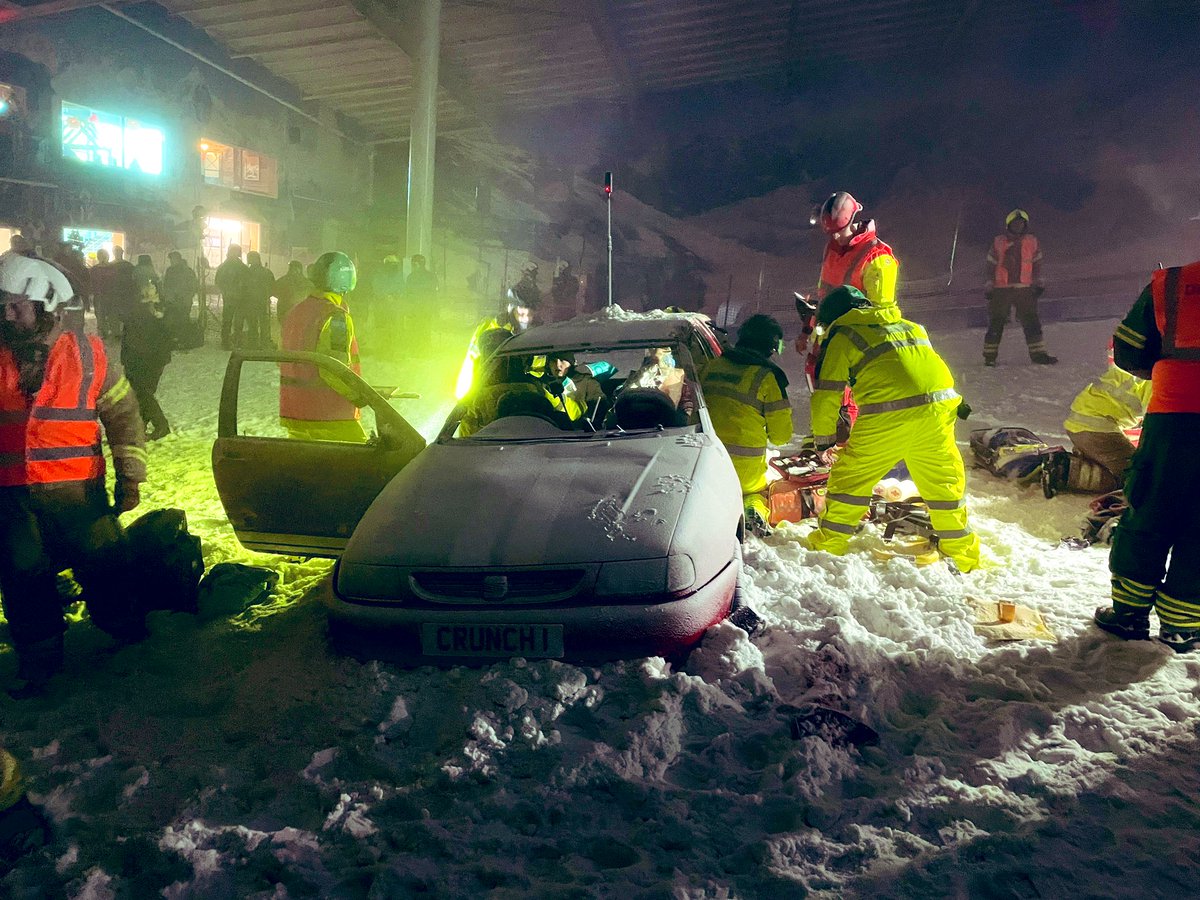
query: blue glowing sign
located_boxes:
[61,102,164,176]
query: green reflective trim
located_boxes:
[813,379,847,392]
[1115,323,1146,349]
[842,328,871,352]
[763,398,791,413]
[725,442,766,457]
[858,388,959,416]
[849,337,933,380]
[704,385,760,407]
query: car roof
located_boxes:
[499,309,715,354]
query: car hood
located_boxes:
[341,433,708,568]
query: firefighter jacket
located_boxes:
[988,233,1042,288]
[1114,263,1200,414]
[816,220,898,305]
[280,292,362,424]
[1064,365,1151,434]
[810,303,958,449]
[0,324,146,488]
[700,348,792,461]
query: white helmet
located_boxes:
[0,254,77,312]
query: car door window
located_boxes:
[226,357,380,442]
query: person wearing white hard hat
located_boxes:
[0,254,150,697]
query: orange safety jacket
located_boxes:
[0,329,106,487]
[280,295,362,422]
[990,234,1040,287]
[1148,262,1200,414]
[816,221,894,301]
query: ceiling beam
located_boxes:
[304,79,412,101]
[579,0,637,103]
[230,34,379,59]
[347,0,496,132]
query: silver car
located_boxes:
[213,312,746,663]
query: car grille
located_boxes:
[410,569,587,604]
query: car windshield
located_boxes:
[440,342,704,442]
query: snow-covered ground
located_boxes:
[4,313,1198,900]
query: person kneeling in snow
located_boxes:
[803,286,980,572]
[1062,342,1151,491]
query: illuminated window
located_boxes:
[199,137,278,198]
[202,216,262,269]
[0,83,27,120]
[62,227,127,264]
[61,101,164,176]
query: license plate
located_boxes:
[420,623,565,658]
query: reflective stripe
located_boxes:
[27,444,102,461]
[75,328,94,408]
[0,451,23,466]
[1115,323,1146,349]
[817,519,859,535]
[31,407,97,421]
[849,337,932,380]
[724,442,766,457]
[925,498,966,510]
[98,375,131,408]
[826,492,872,507]
[857,388,959,416]
[763,398,791,413]
[840,328,871,352]
[813,379,848,392]
[1065,412,1123,432]
[0,411,27,425]
[704,371,742,384]
[114,445,148,462]
[935,527,972,540]
[704,385,761,407]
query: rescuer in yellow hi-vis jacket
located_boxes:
[1063,345,1151,488]
[805,286,980,571]
[455,288,535,398]
[701,314,793,537]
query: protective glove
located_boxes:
[113,478,141,513]
[799,434,816,451]
[957,400,973,420]
[544,378,566,398]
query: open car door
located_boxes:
[212,350,427,556]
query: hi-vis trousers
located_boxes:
[806,400,980,571]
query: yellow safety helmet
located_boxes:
[1005,208,1029,227]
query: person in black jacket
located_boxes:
[123,256,173,440]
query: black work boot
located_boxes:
[1031,353,1059,365]
[8,635,64,700]
[1158,629,1200,654]
[1094,606,1151,641]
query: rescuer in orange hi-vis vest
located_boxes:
[795,191,899,442]
[983,208,1055,366]
[1094,260,1200,653]
[0,254,150,698]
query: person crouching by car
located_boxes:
[804,286,980,572]
[700,314,793,538]
[0,254,149,697]
[280,251,367,443]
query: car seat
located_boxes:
[613,388,686,430]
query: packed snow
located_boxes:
[4,314,1199,900]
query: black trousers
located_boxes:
[1110,413,1200,624]
[0,481,138,649]
[983,287,1044,358]
[125,358,169,432]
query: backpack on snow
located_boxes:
[969,427,1066,481]
[124,508,205,614]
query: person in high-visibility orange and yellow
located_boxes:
[279,251,367,442]
[984,208,1054,366]
[804,286,980,572]
[701,314,793,538]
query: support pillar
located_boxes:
[406,0,441,261]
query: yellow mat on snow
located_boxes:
[967,596,1057,642]
[870,535,942,567]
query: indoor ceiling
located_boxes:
[0,0,1183,145]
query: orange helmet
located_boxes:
[818,191,863,234]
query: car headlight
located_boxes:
[595,555,696,598]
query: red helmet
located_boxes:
[818,191,863,234]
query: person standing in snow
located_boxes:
[214,244,248,351]
[455,287,535,399]
[797,191,900,440]
[161,251,199,348]
[1094,262,1200,652]
[122,256,173,440]
[983,209,1055,366]
[1061,342,1151,491]
[279,251,366,443]
[700,314,793,538]
[0,254,149,697]
[804,286,979,572]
